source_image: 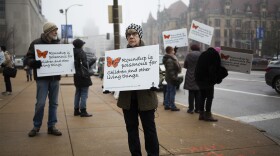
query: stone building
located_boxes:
[0,0,46,57]
[142,0,280,57]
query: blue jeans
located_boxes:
[33,79,59,128]
[74,87,89,109]
[164,83,177,109]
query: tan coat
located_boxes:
[3,51,13,68]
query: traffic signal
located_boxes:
[106,33,110,40]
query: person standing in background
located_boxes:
[1,46,13,95]
[73,39,95,117]
[183,44,201,114]
[163,46,181,111]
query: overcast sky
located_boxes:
[42,0,189,38]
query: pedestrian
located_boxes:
[163,46,182,111]
[195,47,225,122]
[183,44,201,114]
[23,56,32,82]
[73,39,95,117]
[26,22,62,137]
[1,46,13,95]
[116,23,159,156]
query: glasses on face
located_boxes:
[126,32,139,38]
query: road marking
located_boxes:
[225,77,265,83]
[235,111,280,123]
[215,87,280,99]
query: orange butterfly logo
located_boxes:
[192,23,199,29]
[36,49,48,58]
[107,57,121,68]
[163,34,170,39]
[221,53,230,60]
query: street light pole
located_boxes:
[60,4,83,44]
[113,0,120,49]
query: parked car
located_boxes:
[158,55,183,90]
[265,60,280,94]
[14,56,24,68]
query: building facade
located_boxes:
[142,0,280,57]
[0,0,46,57]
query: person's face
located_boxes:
[126,29,140,47]
[48,29,58,40]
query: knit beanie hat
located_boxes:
[125,23,143,39]
[73,39,85,48]
[43,22,58,34]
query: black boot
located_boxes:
[80,109,92,117]
[204,112,218,122]
[74,108,81,116]
[199,111,205,120]
[27,76,29,82]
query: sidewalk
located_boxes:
[0,70,280,156]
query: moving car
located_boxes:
[265,60,280,94]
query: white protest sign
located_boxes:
[162,28,188,48]
[34,44,75,77]
[103,45,159,91]
[188,20,214,45]
[220,46,253,74]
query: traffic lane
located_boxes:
[249,118,280,141]
[212,88,280,118]
[217,77,280,97]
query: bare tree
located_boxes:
[0,27,14,50]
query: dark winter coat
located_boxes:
[26,34,61,81]
[195,48,222,89]
[162,54,182,86]
[117,41,158,111]
[73,48,95,88]
[183,51,201,90]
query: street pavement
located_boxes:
[0,70,280,156]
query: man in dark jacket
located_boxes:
[26,22,62,137]
[195,47,221,122]
[116,23,159,156]
[163,46,181,111]
[73,39,95,117]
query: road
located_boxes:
[159,69,280,142]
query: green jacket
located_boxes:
[117,90,158,111]
[117,41,158,111]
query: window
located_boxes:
[224,29,228,37]
[226,19,231,27]
[215,19,221,27]
[215,29,221,37]
[236,19,241,27]
[0,0,5,19]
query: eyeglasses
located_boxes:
[126,32,139,38]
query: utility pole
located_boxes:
[113,0,120,50]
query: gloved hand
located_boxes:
[150,87,158,91]
[34,60,42,69]
[1,63,5,68]
[103,90,111,94]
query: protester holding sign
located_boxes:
[195,47,222,122]
[116,23,159,156]
[73,39,95,117]
[183,44,201,114]
[163,46,182,111]
[26,22,62,137]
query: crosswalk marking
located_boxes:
[235,111,280,123]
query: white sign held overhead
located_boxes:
[162,28,188,48]
[220,46,253,74]
[188,20,214,45]
[34,44,75,77]
[103,45,159,91]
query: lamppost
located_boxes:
[59,4,83,44]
